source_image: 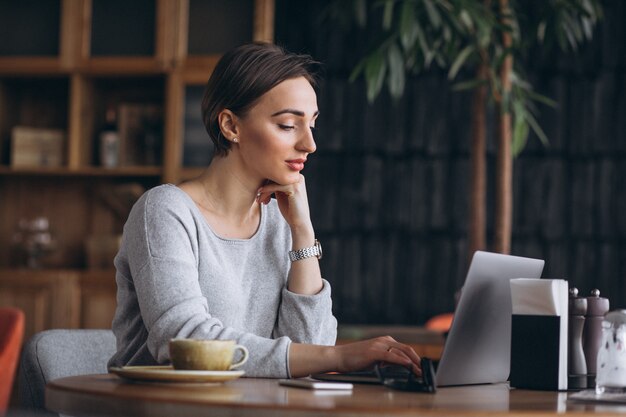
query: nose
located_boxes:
[297,127,317,154]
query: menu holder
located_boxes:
[509,279,569,391]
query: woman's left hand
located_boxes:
[256,175,313,233]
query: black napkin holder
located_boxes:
[510,314,566,391]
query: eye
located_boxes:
[278,124,295,131]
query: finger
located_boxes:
[387,342,421,364]
[259,182,297,195]
[384,349,413,369]
[260,174,304,194]
[255,188,274,205]
[386,345,422,375]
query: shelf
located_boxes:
[181,56,221,84]
[0,0,275,274]
[0,166,162,177]
[78,57,169,75]
[0,58,68,75]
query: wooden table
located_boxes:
[46,374,626,417]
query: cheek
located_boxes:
[247,130,285,154]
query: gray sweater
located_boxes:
[108,184,337,377]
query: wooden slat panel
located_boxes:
[254,0,274,42]
[80,269,116,329]
[0,270,81,341]
[0,177,136,268]
[60,0,85,70]
[68,75,92,168]
[162,71,184,184]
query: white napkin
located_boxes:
[510,278,568,316]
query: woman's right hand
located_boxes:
[332,336,422,376]
[289,336,422,378]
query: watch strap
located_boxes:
[288,239,321,262]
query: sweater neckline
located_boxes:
[167,184,265,243]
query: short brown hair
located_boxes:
[201,43,321,157]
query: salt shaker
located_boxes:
[583,289,610,387]
[568,288,588,389]
[596,310,626,394]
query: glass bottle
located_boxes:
[596,309,626,394]
[99,106,120,168]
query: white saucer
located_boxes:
[109,365,245,383]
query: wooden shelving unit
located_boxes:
[0,0,274,333]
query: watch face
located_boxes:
[316,239,323,260]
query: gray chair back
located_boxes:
[18,329,116,412]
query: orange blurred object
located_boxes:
[425,313,454,333]
[0,307,25,415]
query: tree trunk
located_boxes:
[494,0,513,254]
[468,61,488,262]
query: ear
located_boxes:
[217,109,239,141]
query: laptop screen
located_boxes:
[435,251,544,386]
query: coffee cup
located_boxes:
[169,339,248,371]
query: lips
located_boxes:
[286,159,306,171]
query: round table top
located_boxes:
[46,373,626,417]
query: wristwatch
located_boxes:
[288,239,323,262]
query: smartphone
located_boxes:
[278,378,353,390]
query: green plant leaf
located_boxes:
[537,21,547,43]
[512,120,529,157]
[400,1,419,52]
[423,0,442,29]
[459,9,473,32]
[451,78,488,92]
[511,101,528,157]
[414,22,432,66]
[382,0,394,30]
[387,43,406,98]
[448,45,474,80]
[349,58,367,82]
[524,108,549,147]
[354,0,367,27]
[364,50,388,102]
[525,89,558,108]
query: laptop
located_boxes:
[313,251,545,387]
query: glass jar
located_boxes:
[12,217,58,269]
[596,309,626,394]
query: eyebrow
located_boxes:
[271,109,320,118]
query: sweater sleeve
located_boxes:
[123,188,291,378]
[273,280,338,346]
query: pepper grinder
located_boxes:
[568,287,588,389]
[583,289,610,388]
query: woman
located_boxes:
[108,43,421,378]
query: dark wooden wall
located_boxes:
[275,0,626,325]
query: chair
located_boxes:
[18,329,116,413]
[0,307,25,415]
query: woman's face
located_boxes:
[234,76,318,185]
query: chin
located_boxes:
[269,172,300,186]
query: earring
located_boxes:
[232,137,238,143]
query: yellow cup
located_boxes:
[169,339,248,371]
